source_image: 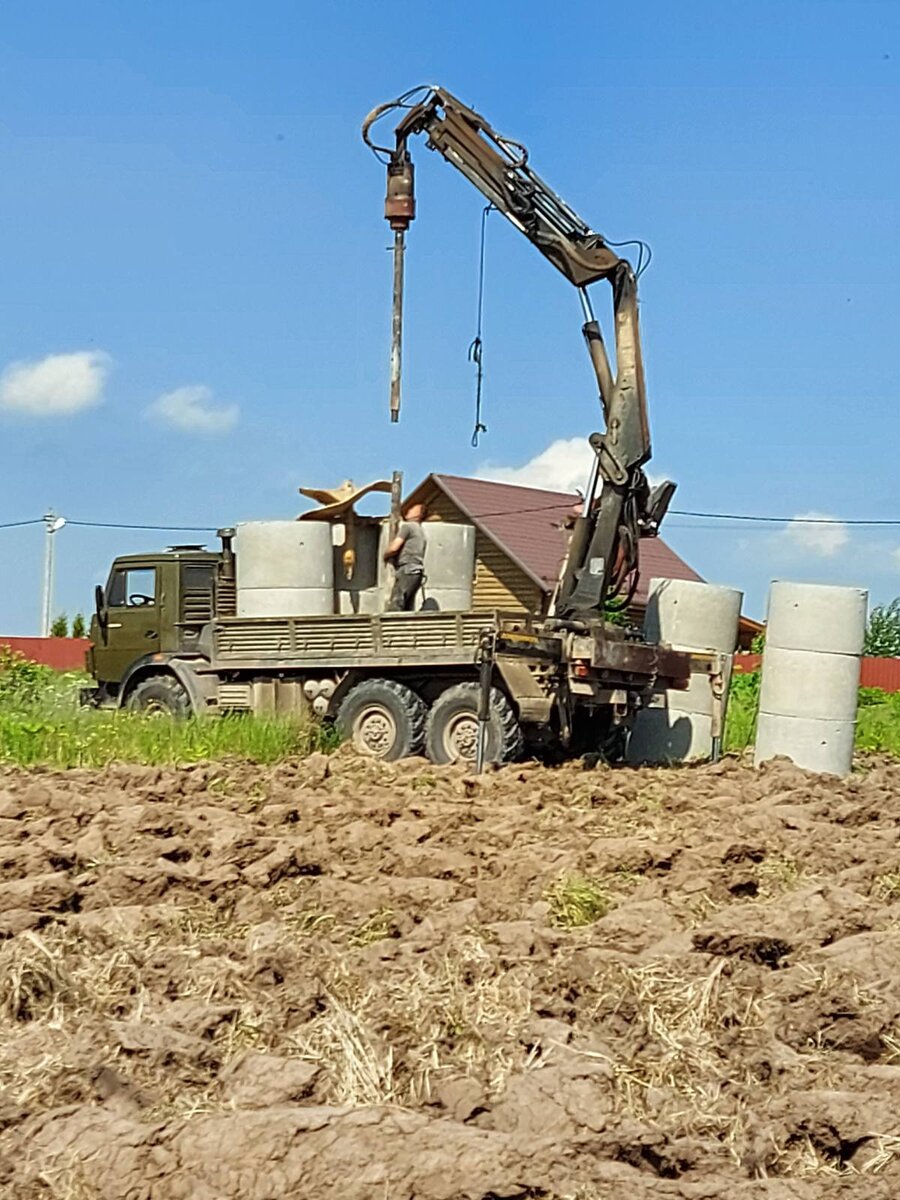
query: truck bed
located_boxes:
[211,610,492,670]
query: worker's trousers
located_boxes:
[387,567,423,612]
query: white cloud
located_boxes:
[0,350,110,416]
[476,437,592,495]
[147,384,238,435]
[475,438,675,498]
[783,511,849,558]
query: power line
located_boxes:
[670,510,900,526]
[2,508,900,532]
[0,517,216,534]
[466,502,900,525]
[66,520,216,532]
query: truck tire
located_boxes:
[126,674,192,718]
[336,679,427,761]
[425,683,524,766]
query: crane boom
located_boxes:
[362,86,676,620]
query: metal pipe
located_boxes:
[41,510,65,637]
[582,456,600,518]
[709,654,732,764]
[579,287,615,418]
[582,324,614,418]
[388,470,403,540]
[390,230,405,422]
[475,632,494,773]
[41,513,54,638]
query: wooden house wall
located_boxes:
[418,485,544,613]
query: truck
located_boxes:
[83,86,705,765]
[84,529,692,763]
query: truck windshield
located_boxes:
[107,567,157,608]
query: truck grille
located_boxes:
[216,576,237,617]
[182,587,214,625]
[217,682,252,710]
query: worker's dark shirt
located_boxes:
[396,520,426,571]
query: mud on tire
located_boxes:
[336,678,427,761]
[126,674,192,718]
[425,682,524,766]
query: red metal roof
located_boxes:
[428,474,703,607]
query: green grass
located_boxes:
[546,874,612,927]
[0,646,339,768]
[5,648,900,770]
[855,690,900,755]
[0,710,338,768]
[724,671,761,753]
[725,670,900,756]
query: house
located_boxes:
[405,473,762,648]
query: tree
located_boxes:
[864,598,900,657]
[71,613,87,639]
[50,614,68,638]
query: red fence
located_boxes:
[7,639,900,690]
[734,653,900,692]
[732,654,762,675]
[1,638,91,672]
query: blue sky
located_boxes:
[2,0,899,631]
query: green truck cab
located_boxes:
[87,545,221,714]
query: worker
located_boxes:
[384,502,428,611]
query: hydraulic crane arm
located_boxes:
[362,86,675,620]
[366,87,623,289]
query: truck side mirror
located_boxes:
[94,584,109,644]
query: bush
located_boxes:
[856,690,900,754]
[50,614,68,638]
[0,648,56,709]
[864,598,900,657]
[858,686,891,707]
[71,613,87,639]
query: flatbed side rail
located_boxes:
[211,610,502,668]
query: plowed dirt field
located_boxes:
[3,749,900,1198]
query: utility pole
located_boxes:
[41,510,66,637]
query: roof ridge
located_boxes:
[433,472,579,502]
[431,475,548,590]
[419,472,703,601]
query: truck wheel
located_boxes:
[336,679,427,761]
[425,683,524,766]
[127,674,192,718]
